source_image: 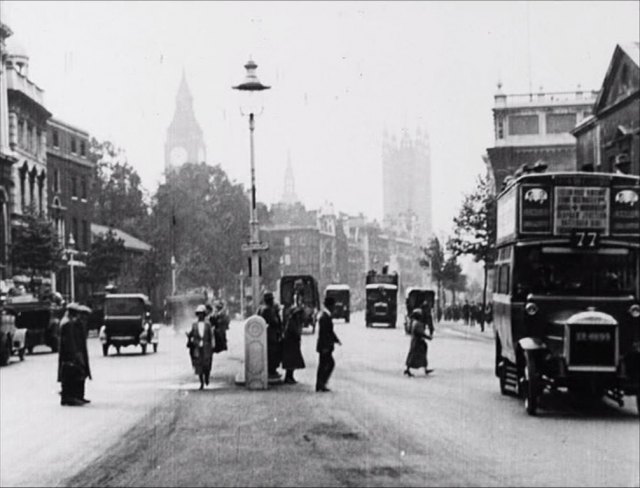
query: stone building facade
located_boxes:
[47,118,94,299]
[572,43,639,176]
[382,128,432,244]
[486,84,597,191]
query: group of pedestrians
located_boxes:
[442,300,493,331]
[186,300,230,390]
[258,284,342,392]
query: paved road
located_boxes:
[2,313,638,487]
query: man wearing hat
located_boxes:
[58,302,93,406]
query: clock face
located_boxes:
[170,146,188,166]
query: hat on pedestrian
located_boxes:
[67,302,92,314]
[195,304,207,314]
[410,308,423,320]
[215,300,224,309]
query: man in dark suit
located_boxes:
[316,295,341,392]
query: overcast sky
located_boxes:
[2,1,639,237]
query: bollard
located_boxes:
[244,315,268,390]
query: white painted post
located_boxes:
[243,315,268,390]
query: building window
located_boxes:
[71,138,77,154]
[508,115,539,135]
[546,113,576,134]
[284,236,290,247]
[52,130,59,148]
[80,141,86,157]
[497,118,504,139]
[53,169,60,193]
[284,254,291,266]
[71,176,77,197]
[81,177,87,200]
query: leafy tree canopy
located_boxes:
[11,207,64,277]
[448,171,496,266]
[90,138,149,237]
[147,162,252,292]
[80,229,126,287]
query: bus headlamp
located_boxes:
[629,304,640,318]
[525,302,539,316]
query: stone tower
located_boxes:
[281,152,299,205]
[164,70,206,174]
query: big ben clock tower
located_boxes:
[165,70,207,174]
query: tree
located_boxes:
[80,229,126,289]
[147,162,251,294]
[10,207,64,278]
[441,255,467,305]
[419,236,446,311]
[448,170,496,330]
[90,138,149,238]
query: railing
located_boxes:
[5,68,46,108]
[496,90,599,107]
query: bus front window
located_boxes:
[514,247,637,297]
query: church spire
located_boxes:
[281,151,299,205]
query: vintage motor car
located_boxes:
[403,287,435,334]
[279,275,320,334]
[325,284,351,322]
[99,293,159,356]
[0,300,26,366]
[4,294,63,354]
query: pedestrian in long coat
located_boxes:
[404,308,434,377]
[315,295,342,392]
[186,304,215,389]
[210,300,230,353]
[58,303,92,406]
[257,292,284,379]
[281,292,306,384]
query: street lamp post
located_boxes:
[238,269,245,318]
[66,234,78,302]
[233,58,270,314]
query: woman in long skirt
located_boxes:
[404,308,434,377]
[187,304,215,389]
[281,300,306,384]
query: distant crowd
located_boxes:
[437,300,493,329]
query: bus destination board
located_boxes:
[554,186,609,235]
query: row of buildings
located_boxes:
[164,66,434,306]
[262,165,429,308]
[0,19,149,300]
[485,42,639,189]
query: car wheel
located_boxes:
[365,322,370,328]
[18,348,25,361]
[116,345,121,355]
[153,343,158,353]
[27,346,34,355]
[141,344,147,355]
[102,344,109,357]
[345,315,350,323]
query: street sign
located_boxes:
[68,260,86,267]
[241,242,269,252]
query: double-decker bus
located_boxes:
[493,171,640,416]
